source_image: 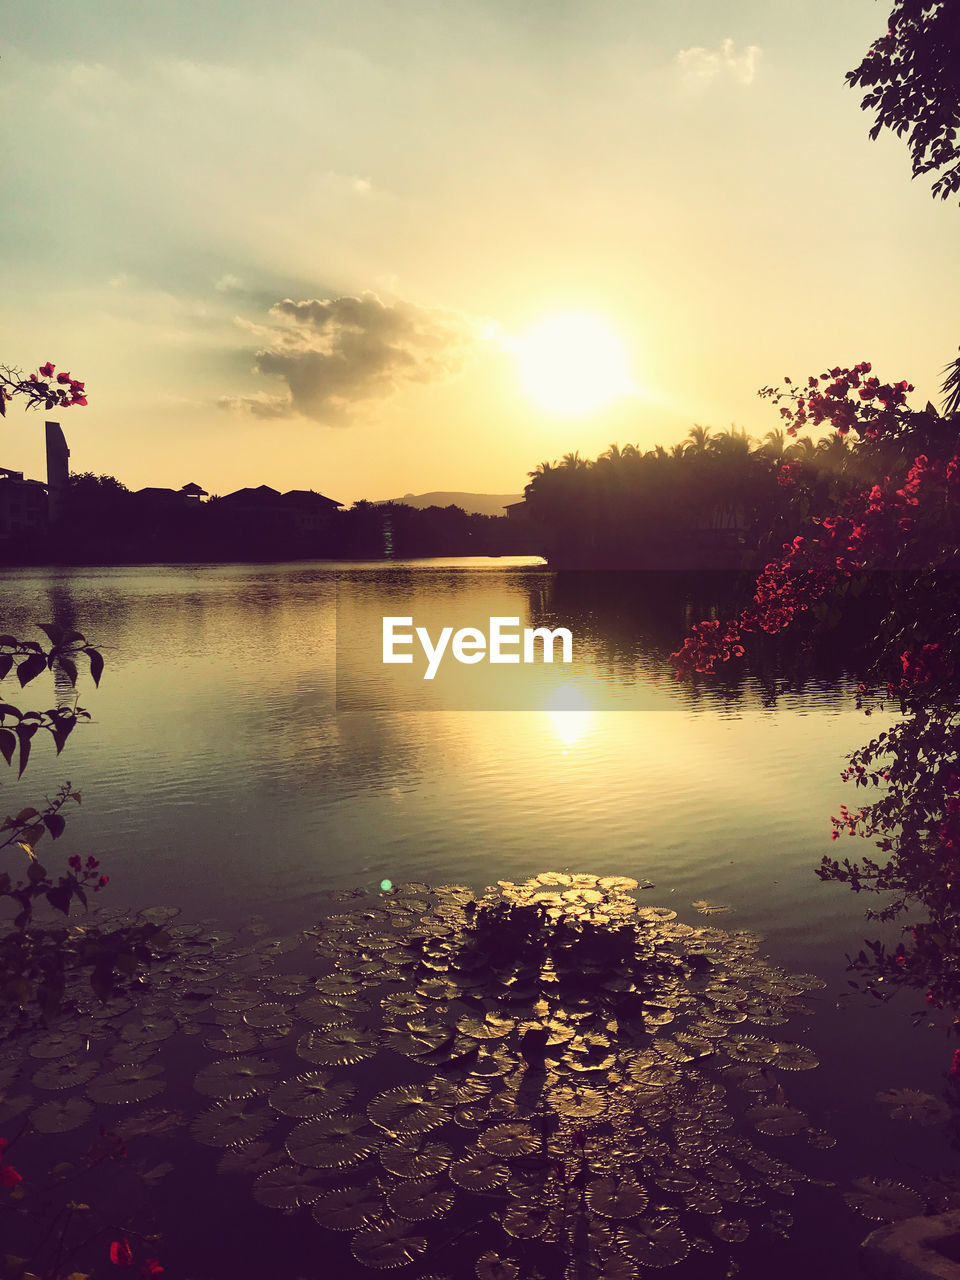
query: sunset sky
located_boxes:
[3,0,958,505]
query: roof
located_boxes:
[135,487,181,500]
[281,489,343,509]
[181,482,208,495]
[219,485,283,504]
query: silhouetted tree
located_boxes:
[848,0,960,201]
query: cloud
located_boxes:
[227,291,484,424]
[676,39,761,88]
[214,273,244,293]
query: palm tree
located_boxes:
[712,425,754,456]
[684,424,714,456]
[761,428,789,460]
[942,348,960,416]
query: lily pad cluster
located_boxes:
[0,879,837,1278]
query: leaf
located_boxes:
[16,654,46,687]
[16,728,35,779]
[0,656,12,683]
[43,813,66,840]
[35,623,63,646]
[0,730,14,766]
[57,657,78,687]
[45,885,72,915]
[86,648,104,687]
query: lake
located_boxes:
[0,558,953,1276]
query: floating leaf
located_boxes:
[352,1219,428,1270]
[618,1221,690,1268]
[475,1253,520,1280]
[368,1085,451,1137]
[191,1100,273,1147]
[286,1115,378,1169]
[450,1150,510,1192]
[253,1163,329,1210]
[844,1177,925,1222]
[380,1139,452,1179]
[87,1063,165,1106]
[478,1122,541,1158]
[30,1096,92,1134]
[33,1056,99,1091]
[387,1176,455,1221]
[876,1088,950,1127]
[586,1174,649,1220]
[312,1180,388,1231]
[297,1027,377,1067]
[268,1072,356,1118]
[194,1056,278,1100]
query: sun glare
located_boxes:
[509,312,637,416]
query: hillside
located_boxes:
[378,491,522,516]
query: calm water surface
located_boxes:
[0,558,954,1271]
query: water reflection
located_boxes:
[544,686,594,749]
[0,560,955,1253]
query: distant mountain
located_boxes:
[377,491,522,517]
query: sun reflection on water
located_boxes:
[544,685,594,748]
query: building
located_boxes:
[217,486,342,536]
[0,468,47,542]
[134,483,209,508]
[45,421,70,523]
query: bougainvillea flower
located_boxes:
[110,1239,134,1267]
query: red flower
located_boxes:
[38,362,55,377]
[56,372,72,384]
[0,1137,8,1156]
[110,1239,134,1267]
[950,1050,960,1079]
[68,855,82,871]
[97,874,109,889]
[86,855,100,869]
[0,1164,23,1187]
[141,1262,164,1278]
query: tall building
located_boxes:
[45,421,70,523]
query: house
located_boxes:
[0,469,47,540]
[280,489,343,536]
[135,483,209,508]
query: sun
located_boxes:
[508,311,637,416]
